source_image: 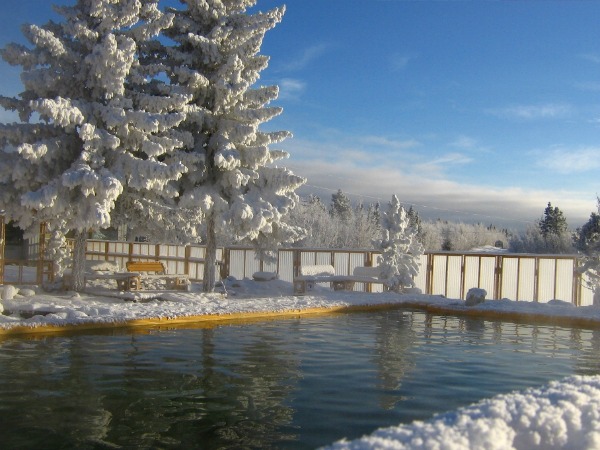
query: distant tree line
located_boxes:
[288,191,600,255]
[287,189,508,252]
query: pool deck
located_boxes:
[2,293,600,338]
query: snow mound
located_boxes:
[325,375,600,450]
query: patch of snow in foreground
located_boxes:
[324,375,600,450]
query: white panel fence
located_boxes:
[87,242,594,306]
[0,238,594,306]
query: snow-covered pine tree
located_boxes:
[330,189,352,222]
[159,0,305,291]
[539,202,568,238]
[374,195,424,292]
[0,0,187,291]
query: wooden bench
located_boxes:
[293,265,387,294]
[126,261,189,290]
[293,265,336,294]
[85,272,142,291]
[330,266,387,292]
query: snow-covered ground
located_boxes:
[1,275,599,332]
[2,275,600,449]
[325,375,600,450]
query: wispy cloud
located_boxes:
[574,81,600,92]
[277,78,306,100]
[580,53,600,64]
[280,43,331,72]
[413,152,473,176]
[450,135,477,149]
[448,135,492,156]
[390,54,413,71]
[358,135,420,150]
[536,146,600,174]
[488,103,573,120]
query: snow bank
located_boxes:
[2,276,600,333]
[325,375,600,450]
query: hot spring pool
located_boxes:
[2,309,600,449]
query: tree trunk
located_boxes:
[71,229,87,292]
[202,214,217,292]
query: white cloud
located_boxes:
[488,103,573,120]
[536,146,600,174]
[277,78,306,100]
[282,138,594,228]
[281,43,330,72]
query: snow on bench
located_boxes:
[293,265,336,294]
[62,260,141,291]
[293,265,386,294]
[125,261,189,291]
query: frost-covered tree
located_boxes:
[330,189,352,222]
[158,0,305,291]
[288,195,334,248]
[539,202,568,238]
[509,202,572,254]
[0,0,186,291]
[575,198,600,254]
[374,195,424,292]
[576,199,600,304]
[288,194,381,249]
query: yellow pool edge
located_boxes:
[1,301,600,338]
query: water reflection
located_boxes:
[1,310,600,449]
[373,311,416,410]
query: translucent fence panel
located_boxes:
[500,257,519,300]
[555,259,575,303]
[334,253,351,276]
[229,249,247,279]
[479,257,497,298]
[300,252,316,267]
[316,252,332,266]
[244,251,261,279]
[517,258,536,301]
[445,255,463,300]
[537,259,557,303]
[278,251,294,282]
[430,254,449,296]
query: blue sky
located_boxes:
[2,1,600,229]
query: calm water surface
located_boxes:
[2,309,600,449]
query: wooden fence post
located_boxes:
[0,215,4,284]
[221,248,230,280]
[37,222,47,284]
